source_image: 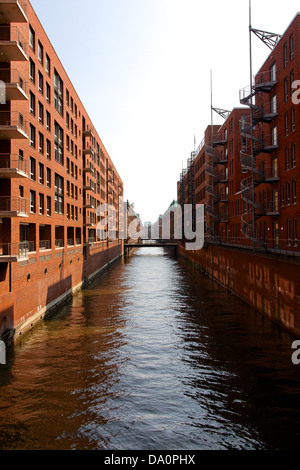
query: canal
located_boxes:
[0,248,299,450]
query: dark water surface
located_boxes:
[0,248,299,450]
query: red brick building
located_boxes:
[0,0,124,341]
[177,13,300,336]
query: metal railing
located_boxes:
[67,238,75,247]
[0,196,27,214]
[0,68,28,95]
[0,241,34,259]
[39,240,51,251]
[0,25,27,55]
[0,111,28,135]
[0,154,27,174]
[55,239,64,249]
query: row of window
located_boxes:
[29,25,79,119]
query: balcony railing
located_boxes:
[39,240,51,251]
[0,68,28,101]
[0,196,27,216]
[83,217,95,227]
[55,239,64,249]
[0,25,28,62]
[0,154,28,178]
[0,111,28,139]
[83,146,94,156]
[67,238,75,247]
[0,241,34,262]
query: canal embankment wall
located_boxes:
[0,243,123,345]
[178,243,300,338]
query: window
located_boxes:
[272,126,278,146]
[283,43,288,68]
[290,71,294,97]
[30,124,36,148]
[30,190,36,213]
[29,58,35,83]
[39,132,44,154]
[271,62,277,82]
[46,83,51,103]
[39,193,44,215]
[287,218,291,246]
[47,196,51,216]
[46,139,51,160]
[46,111,51,131]
[55,173,64,214]
[38,71,44,94]
[46,54,50,76]
[66,89,69,107]
[271,94,277,114]
[54,69,63,116]
[38,102,44,124]
[38,41,43,64]
[286,181,290,205]
[30,157,36,180]
[284,77,288,102]
[29,91,35,115]
[46,168,51,188]
[54,121,63,164]
[281,184,285,207]
[39,162,44,185]
[290,34,294,60]
[285,112,289,136]
[285,147,289,171]
[293,218,297,247]
[29,26,35,51]
[291,143,296,168]
[292,180,297,205]
[291,107,295,132]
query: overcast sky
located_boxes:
[31,0,299,223]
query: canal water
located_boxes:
[0,248,300,450]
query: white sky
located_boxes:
[31,0,299,223]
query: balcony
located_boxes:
[83,146,94,156]
[0,196,27,217]
[83,217,95,227]
[264,201,280,217]
[83,164,94,174]
[83,182,94,191]
[83,128,94,138]
[0,26,28,62]
[67,238,75,247]
[206,145,228,165]
[211,132,227,147]
[0,1,28,23]
[0,111,28,140]
[84,199,95,209]
[0,241,33,263]
[39,240,51,251]
[0,69,28,101]
[55,239,64,249]
[0,154,28,178]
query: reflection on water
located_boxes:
[0,248,300,450]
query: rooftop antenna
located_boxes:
[249,0,281,51]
